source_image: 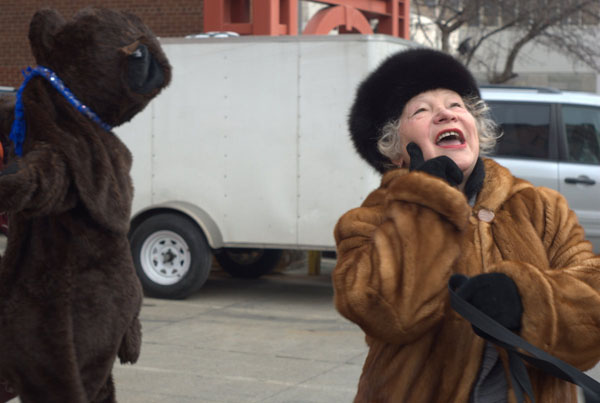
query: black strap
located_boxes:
[448,280,600,403]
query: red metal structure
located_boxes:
[204,0,298,35]
[204,0,410,38]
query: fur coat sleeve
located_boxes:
[333,168,471,345]
[486,184,600,370]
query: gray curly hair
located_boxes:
[376,95,500,169]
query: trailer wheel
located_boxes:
[215,248,282,278]
[130,213,212,299]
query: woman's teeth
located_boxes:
[436,131,463,145]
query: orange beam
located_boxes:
[222,23,253,34]
[303,5,373,35]
[281,0,298,35]
[308,0,410,38]
[377,0,399,36]
[204,1,225,32]
[204,0,406,38]
[310,0,388,15]
[399,0,410,38]
[252,0,278,35]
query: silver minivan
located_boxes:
[482,86,600,252]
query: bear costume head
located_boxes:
[0,7,171,402]
[29,7,171,126]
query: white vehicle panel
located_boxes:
[483,88,600,252]
[296,39,390,248]
[491,158,559,190]
[559,162,600,249]
[150,40,299,245]
[117,35,412,249]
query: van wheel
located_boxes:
[130,213,212,299]
[215,248,282,278]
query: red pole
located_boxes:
[252,0,279,35]
[203,0,225,32]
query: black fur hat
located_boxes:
[348,47,480,173]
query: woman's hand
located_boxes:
[407,142,463,187]
[451,272,523,337]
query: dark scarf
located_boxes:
[464,157,485,201]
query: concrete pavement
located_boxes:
[111,259,367,403]
[108,259,600,403]
[1,231,600,402]
[0,233,366,403]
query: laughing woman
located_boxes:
[333,48,600,402]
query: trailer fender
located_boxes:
[129,201,223,249]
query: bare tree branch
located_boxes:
[411,0,600,84]
[411,1,438,47]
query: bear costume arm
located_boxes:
[0,142,70,216]
[332,169,471,344]
[0,95,15,149]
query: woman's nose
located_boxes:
[433,107,457,123]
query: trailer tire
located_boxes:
[216,248,282,279]
[130,213,212,299]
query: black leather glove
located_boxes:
[451,272,523,337]
[406,142,463,187]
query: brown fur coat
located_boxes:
[333,158,600,402]
[0,7,171,403]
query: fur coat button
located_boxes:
[477,209,495,222]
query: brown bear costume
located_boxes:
[0,7,171,402]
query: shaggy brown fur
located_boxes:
[0,7,171,403]
[333,159,600,402]
[0,95,14,158]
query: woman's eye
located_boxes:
[413,108,426,115]
[450,102,463,108]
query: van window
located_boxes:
[562,105,600,165]
[487,102,551,159]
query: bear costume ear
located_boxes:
[28,8,66,65]
[121,40,165,95]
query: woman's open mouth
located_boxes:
[435,129,466,148]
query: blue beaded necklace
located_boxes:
[9,66,112,156]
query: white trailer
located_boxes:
[116,34,412,298]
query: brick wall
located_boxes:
[0,0,204,87]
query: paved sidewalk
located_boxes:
[111,260,367,403]
[2,232,600,402]
[0,233,366,403]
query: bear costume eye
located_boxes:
[131,47,144,58]
[126,43,164,95]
